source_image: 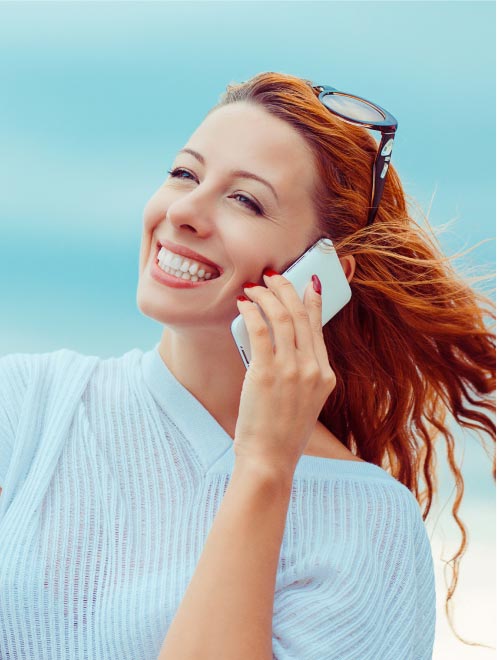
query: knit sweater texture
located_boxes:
[0,344,436,659]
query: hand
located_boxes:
[233,270,337,477]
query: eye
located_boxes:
[167,167,197,181]
[167,168,264,216]
[228,193,263,216]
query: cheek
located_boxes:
[138,194,166,269]
[235,244,275,282]
[222,225,264,268]
[142,193,166,232]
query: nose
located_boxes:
[166,188,216,237]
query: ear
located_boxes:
[339,255,356,283]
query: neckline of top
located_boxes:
[140,343,393,481]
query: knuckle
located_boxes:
[253,322,270,338]
[249,367,274,388]
[310,295,322,310]
[295,307,310,322]
[275,310,292,325]
[302,364,321,383]
[323,369,337,389]
[281,365,299,383]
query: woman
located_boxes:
[0,72,494,660]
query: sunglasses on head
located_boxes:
[314,85,398,226]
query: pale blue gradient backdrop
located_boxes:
[1,2,495,657]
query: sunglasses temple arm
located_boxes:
[367,130,396,225]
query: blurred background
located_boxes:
[1,1,495,657]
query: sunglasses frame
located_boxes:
[314,85,398,226]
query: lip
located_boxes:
[157,239,223,274]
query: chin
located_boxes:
[136,295,187,327]
[135,284,173,325]
[136,282,239,332]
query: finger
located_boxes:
[302,276,330,372]
[262,272,316,360]
[236,297,274,367]
[242,284,297,367]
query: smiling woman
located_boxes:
[0,71,494,660]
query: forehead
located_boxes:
[187,102,317,198]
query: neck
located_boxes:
[158,325,248,440]
[157,324,352,460]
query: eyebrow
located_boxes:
[177,147,279,202]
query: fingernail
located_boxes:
[312,274,322,295]
[242,281,258,288]
[263,268,279,277]
[237,295,249,301]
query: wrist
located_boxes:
[233,454,296,491]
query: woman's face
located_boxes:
[136,101,322,329]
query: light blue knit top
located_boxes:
[0,344,436,659]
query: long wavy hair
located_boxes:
[211,72,496,648]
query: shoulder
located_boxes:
[0,348,129,418]
[303,422,366,462]
[4,347,145,391]
[0,348,103,434]
[1,348,98,382]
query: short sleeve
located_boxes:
[0,353,31,488]
[271,486,436,660]
[411,502,436,658]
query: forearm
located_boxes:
[157,459,294,660]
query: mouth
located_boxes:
[154,241,222,283]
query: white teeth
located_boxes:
[157,258,217,283]
[157,246,219,278]
[157,245,221,282]
[171,255,182,269]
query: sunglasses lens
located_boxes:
[321,93,385,123]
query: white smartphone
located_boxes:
[230,237,352,368]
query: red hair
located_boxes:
[213,71,496,648]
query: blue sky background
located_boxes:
[1,1,494,356]
[1,2,495,655]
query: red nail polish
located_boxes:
[242,281,258,288]
[237,295,249,301]
[263,268,279,277]
[312,274,322,295]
